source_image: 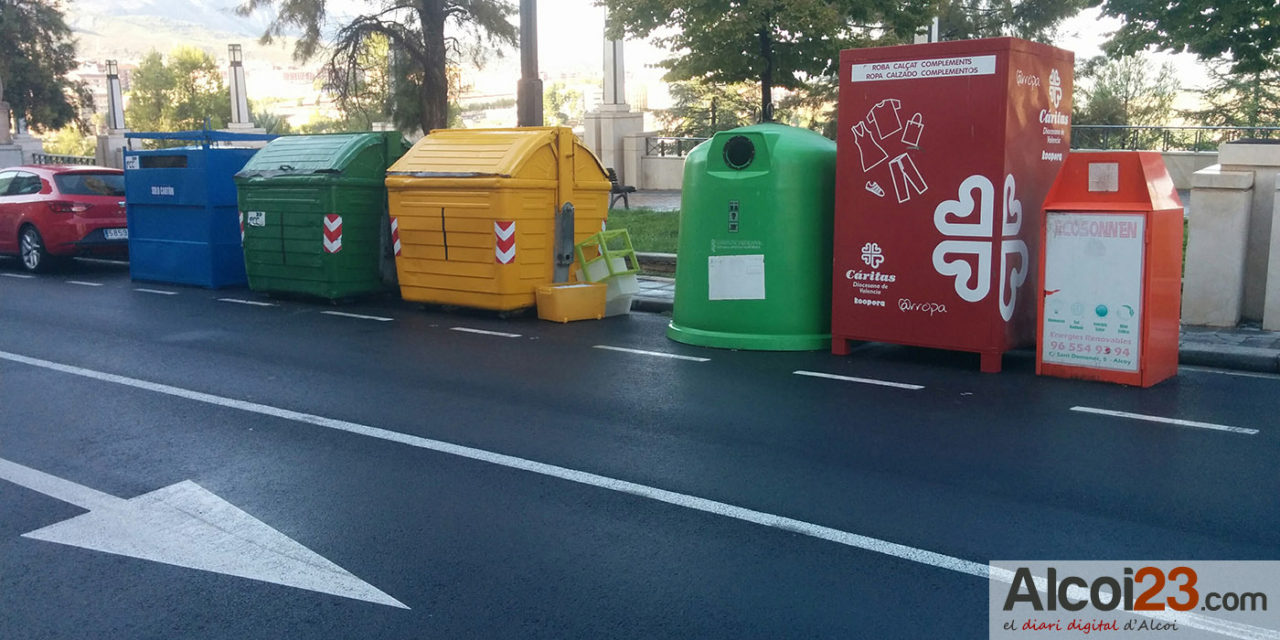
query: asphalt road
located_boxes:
[1,257,1277,639]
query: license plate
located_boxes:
[103,228,128,240]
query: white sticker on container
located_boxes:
[125,156,140,170]
[708,254,766,301]
[247,211,266,227]
[1087,162,1120,192]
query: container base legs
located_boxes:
[831,338,852,356]
[980,351,1003,373]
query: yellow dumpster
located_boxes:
[385,127,611,311]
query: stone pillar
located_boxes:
[96,60,130,169]
[95,133,129,169]
[583,29,644,183]
[221,44,268,142]
[1182,165,1255,326]
[1218,142,1280,321]
[1267,180,1280,330]
[228,45,251,127]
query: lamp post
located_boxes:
[516,0,543,127]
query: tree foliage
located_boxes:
[1073,54,1179,126]
[656,80,758,137]
[1182,61,1280,128]
[0,0,92,132]
[1097,0,1280,75]
[936,0,1092,40]
[42,125,97,157]
[601,0,937,121]
[237,0,518,133]
[542,82,584,127]
[125,48,231,137]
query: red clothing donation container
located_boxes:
[1037,152,1183,387]
[831,38,1074,372]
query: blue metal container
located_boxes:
[124,130,276,288]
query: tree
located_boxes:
[602,0,937,122]
[775,76,839,138]
[1096,0,1280,75]
[543,82,584,127]
[936,0,1092,40]
[657,80,757,138]
[0,0,93,132]
[125,48,231,136]
[251,109,294,135]
[42,125,97,157]
[1074,54,1179,125]
[1072,54,1179,149]
[237,0,518,133]
[1183,61,1280,128]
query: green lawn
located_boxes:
[605,207,680,254]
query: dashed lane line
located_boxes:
[217,298,275,307]
[321,311,394,322]
[592,345,709,362]
[450,327,522,338]
[1070,406,1258,436]
[793,370,924,390]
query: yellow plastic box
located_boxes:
[386,127,612,311]
[536,283,606,323]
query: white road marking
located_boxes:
[134,288,178,296]
[67,280,103,287]
[793,370,924,390]
[0,457,406,609]
[1070,406,1258,435]
[321,311,394,322]
[2,350,1276,639]
[217,298,275,307]
[593,345,710,362]
[450,327,521,338]
[1181,365,1280,381]
[1,273,35,279]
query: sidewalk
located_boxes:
[632,275,1280,374]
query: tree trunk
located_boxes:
[758,25,774,122]
[418,0,450,132]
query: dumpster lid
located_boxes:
[388,127,565,178]
[236,132,399,178]
[125,129,278,148]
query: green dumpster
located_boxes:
[234,132,410,300]
[667,123,836,350]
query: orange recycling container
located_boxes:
[1037,151,1183,387]
[385,127,611,311]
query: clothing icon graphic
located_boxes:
[867,99,903,140]
[901,113,924,147]
[889,153,928,203]
[865,181,885,197]
[851,121,888,171]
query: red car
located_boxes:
[0,165,129,272]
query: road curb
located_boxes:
[627,302,1280,374]
[631,297,674,314]
[1178,344,1280,373]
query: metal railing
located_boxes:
[646,137,708,157]
[32,153,96,166]
[1071,125,1280,152]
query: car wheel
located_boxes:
[19,226,51,273]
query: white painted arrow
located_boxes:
[0,457,407,609]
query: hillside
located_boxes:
[67,0,300,66]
